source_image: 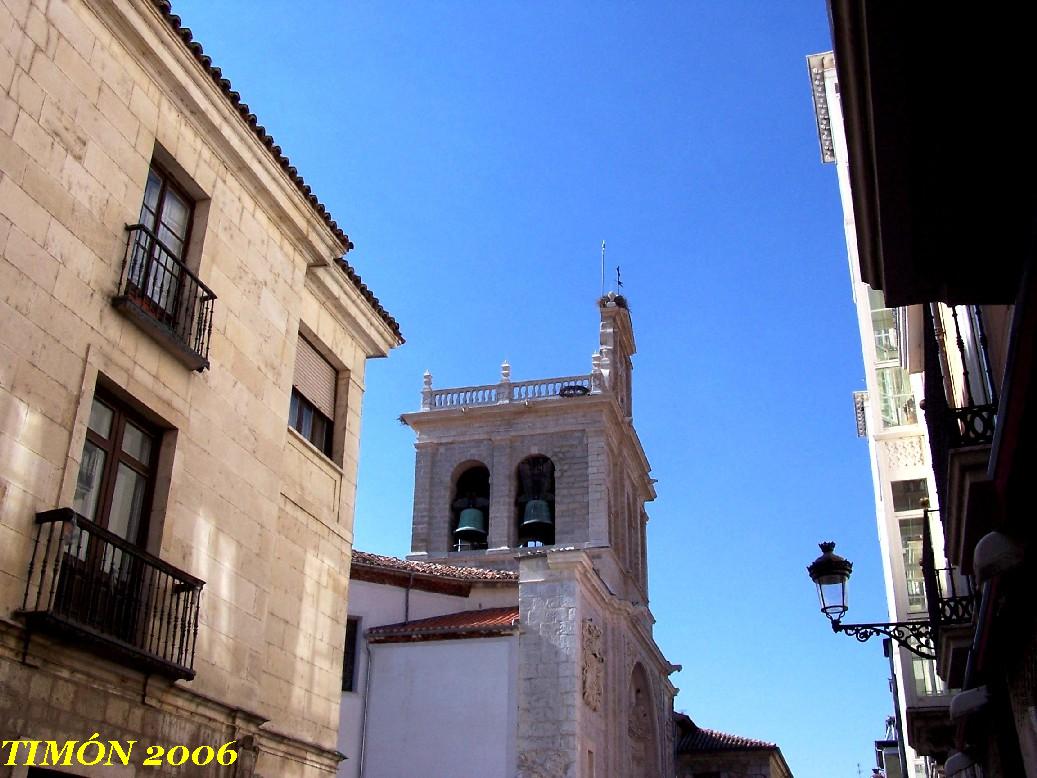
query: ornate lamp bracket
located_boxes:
[831,619,935,659]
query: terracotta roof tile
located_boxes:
[676,723,777,753]
[351,550,518,583]
[153,2,402,344]
[368,607,520,640]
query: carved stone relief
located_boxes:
[581,619,604,711]
[881,436,926,469]
[517,749,573,778]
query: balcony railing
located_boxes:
[921,510,975,639]
[922,305,997,506]
[113,224,216,371]
[19,509,204,681]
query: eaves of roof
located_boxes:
[153,1,403,344]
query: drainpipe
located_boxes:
[358,641,373,778]
[404,573,414,623]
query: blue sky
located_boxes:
[174,2,893,774]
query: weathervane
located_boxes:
[616,265,623,289]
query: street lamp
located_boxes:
[806,541,936,659]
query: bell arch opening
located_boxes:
[515,455,555,547]
[451,463,490,551]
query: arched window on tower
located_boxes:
[516,455,555,547]
[451,464,490,551]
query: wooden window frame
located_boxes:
[140,162,195,263]
[78,391,160,547]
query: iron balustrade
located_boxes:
[114,224,216,371]
[921,509,975,646]
[19,508,204,680]
[922,305,998,507]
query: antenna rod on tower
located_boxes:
[600,240,606,297]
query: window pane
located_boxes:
[912,657,943,696]
[289,391,300,428]
[899,517,925,613]
[88,399,113,438]
[72,441,107,521]
[877,366,917,428]
[107,463,148,543]
[310,413,329,454]
[892,479,929,512]
[121,421,153,466]
[871,306,899,362]
[139,169,163,229]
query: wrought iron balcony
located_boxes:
[922,304,997,508]
[921,508,975,687]
[18,509,204,681]
[112,224,217,371]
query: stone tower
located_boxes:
[402,293,677,777]
[404,292,653,605]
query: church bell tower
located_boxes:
[402,292,656,605]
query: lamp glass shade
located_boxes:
[807,542,853,621]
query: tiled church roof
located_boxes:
[676,726,778,753]
[351,550,517,583]
[153,1,403,343]
[367,607,520,642]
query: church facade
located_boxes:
[338,294,678,777]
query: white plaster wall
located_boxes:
[337,579,518,776]
[359,637,517,778]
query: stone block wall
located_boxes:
[515,551,675,778]
[0,0,397,773]
[409,407,593,558]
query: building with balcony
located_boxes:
[336,294,680,777]
[808,51,960,778]
[810,5,1037,776]
[0,0,401,774]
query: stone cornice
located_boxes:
[807,52,837,164]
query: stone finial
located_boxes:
[421,370,433,410]
[498,360,512,404]
[590,352,603,394]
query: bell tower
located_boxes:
[401,292,656,604]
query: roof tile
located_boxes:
[351,550,517,583]
[153,2,402,343]
[368,607,520,639]
[676,725,777,753]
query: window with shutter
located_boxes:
[289,335,336,457]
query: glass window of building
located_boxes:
[868,287,900,363]
[891,479,929,512]
[899,516,926,613]
[876,366,917,428]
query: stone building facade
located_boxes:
[810,5,1037,777]
[0,0,400,775]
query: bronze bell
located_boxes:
[454,507,487,542]
[520,499,553,530]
